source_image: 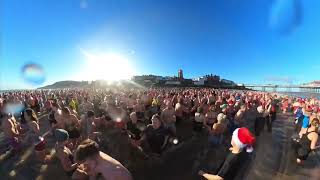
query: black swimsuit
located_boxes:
[295,129,316,160]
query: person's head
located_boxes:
[151,114,162,129]
[76,139,100,171]
[87,110,95,120]
[130,112,137,123]
[217,113,226,124]
[24,108,38,123]
[231,128,255,153]
[209,105,215,112]
[310,118,320,128]
[257,106,264,114]
[55,128,69,145]
[304,105,313,117]
[197,107,203,114]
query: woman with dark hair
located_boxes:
[62,107,81,150]
[23,108,47,161]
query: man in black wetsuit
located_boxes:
[199,127,255,180]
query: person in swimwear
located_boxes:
[76,139,133,180]
[23,108,47,161]
[1,113,21,153]
[204,105,218,130]
[161,100,177,134]
[133,99,145,122]
[175,97,189,124]
[62,107,81,150]
[295,118,319,164]
[54,129,88,179]
[208,113,227,147]
[234,104,246,127]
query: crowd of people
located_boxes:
[0,87,319,180]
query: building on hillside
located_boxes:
[193,74,221,86]
[205,74,220,86]
[165,81,181,85]
[132,75,164,86]
[193,76,207,86]
[220,79,236,86]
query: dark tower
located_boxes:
[178,69,183,80]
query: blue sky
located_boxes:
[1,0,320,90]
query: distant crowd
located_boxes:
[0,88,319,180]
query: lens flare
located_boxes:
[21,63,46,85]
[173,138,179,145]
[116,117,122,122]
[269,0,303,35]
[4,103,24,115]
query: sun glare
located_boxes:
[81,49,135,81]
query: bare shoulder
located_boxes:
[71,114,79,120]
[310,132,319,139]
[29,120,38,126]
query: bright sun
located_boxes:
[81,49,135,81]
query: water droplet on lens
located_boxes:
[22,63,46,85]
[80,0,88,9]
[5,103,24,115]
[269,0,303,35]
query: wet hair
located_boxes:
[76,139,100,162]
[87,110,95,118]
[62,107,71,115]
[24,108,38,123]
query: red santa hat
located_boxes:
[232,128,256,153]
[298,99,305,104]
[228,100,234,106]
[305,105,313,112]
